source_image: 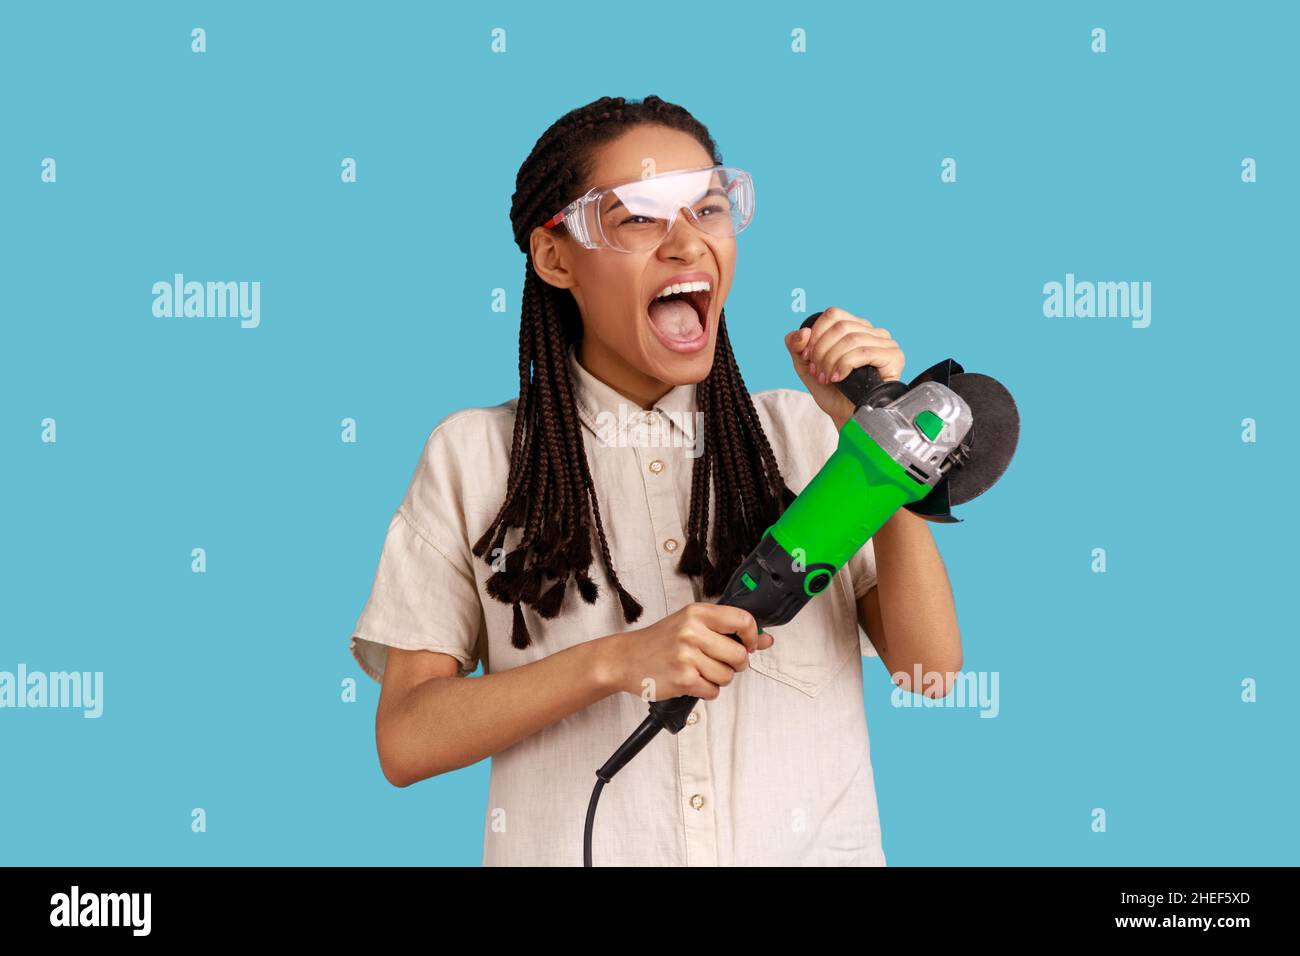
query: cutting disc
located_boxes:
[943,371,1019,506]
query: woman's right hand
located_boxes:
[601,603,773,701]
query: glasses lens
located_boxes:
[597,167,753,252]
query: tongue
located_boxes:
[647,298,703,340]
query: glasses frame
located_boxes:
[541,163,754,253]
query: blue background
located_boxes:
[2,0,1295,865]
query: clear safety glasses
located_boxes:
[542,164,755,253]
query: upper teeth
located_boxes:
[655,280,711,300]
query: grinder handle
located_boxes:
[647,631,750,733]
[800,312,882,408]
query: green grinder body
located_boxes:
[717,416,933,629]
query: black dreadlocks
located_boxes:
[473,94,795,649]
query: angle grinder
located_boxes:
[582,311,1021,865]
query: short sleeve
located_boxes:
[349,507,485,683]
[348,410,503,683]
[848,536,879,600]
[847,537,880,658]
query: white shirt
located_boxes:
[348,342,886,866]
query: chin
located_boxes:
[641,324,716,377]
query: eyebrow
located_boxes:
[603,185,728,216]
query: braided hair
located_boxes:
[473,94,796,650]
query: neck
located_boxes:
[576,338,671,410]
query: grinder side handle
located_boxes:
[800,312,885,409]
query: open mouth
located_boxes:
[645,282,711,351]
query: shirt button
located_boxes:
[649,459,664,474]
[685,711,698,726]
[663,538,678,553]
[689,794,705,810]
[646,410,661,425]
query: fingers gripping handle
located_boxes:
[800,312,883,408]
[597,629,743,783]
[645,630,747,733]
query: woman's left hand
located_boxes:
[783,307,906,429]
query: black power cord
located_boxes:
[582,700,700,866]
[583,778,605,867]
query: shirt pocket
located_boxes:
[745,571,861,697]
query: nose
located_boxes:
[656,205,709,256]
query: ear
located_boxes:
[530,226,576,292]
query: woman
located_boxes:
[348,94,962,866]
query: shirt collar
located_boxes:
[566,341,700,447]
